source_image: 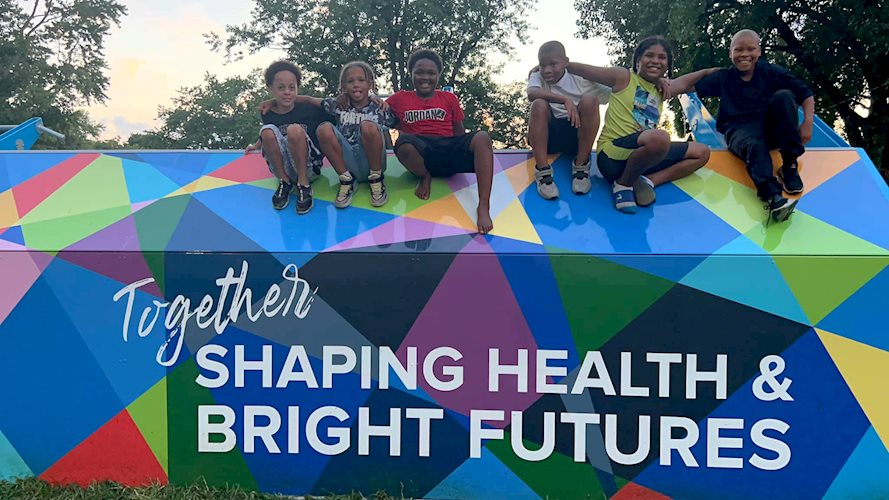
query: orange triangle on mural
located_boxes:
[503,159,535,195]
[403,192,478,231]
[40,410,167,487]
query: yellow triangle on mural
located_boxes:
[489,197,542,244]
[403,192,478,231]
[0,189,19,228]
[817,328,889,451]
[192,175,238,193]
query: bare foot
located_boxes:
[415,175,432,200]
[477,205,493,234]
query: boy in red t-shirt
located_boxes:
[386,49,494,234]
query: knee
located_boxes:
[773,89,795,104]
[316,122,336,142]
[286,124,306,141]
[530,98,550,117]
[641,129,671,154]
[471,131,493,151]
[395,143,416,160]
[260,128,277,145]
[578,94,599,113]
[359,120,380,137]
[691,143,711,164]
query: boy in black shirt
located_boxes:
[683,29,814,223]
[246,61,334,214]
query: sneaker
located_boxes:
[334,173,357,208]
[534,165,559,200]
[296,184,313,215]
[612,182,637,214]
[778,163,804,194]
[634,175,656,206]
[766,194,798,223]
[272,180,292,210]
[368,171,388,207]
[571,158,592,194]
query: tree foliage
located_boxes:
[206,0,534,144]
[575,0,889,177]
[0,0,126,148]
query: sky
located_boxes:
[86,0,612,140]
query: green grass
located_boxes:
[0,478,399,499]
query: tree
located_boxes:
[0,0,126,148]
[575,0,889,179]
[126,73,269,150]
[207,0,534,141]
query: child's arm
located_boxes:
[666,67,722,97]
[258,96,324,114]
[453,120,466,136]
[800,96,814,144]
[565,62,631,92]
[245,139,261,154]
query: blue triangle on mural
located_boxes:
[602,254,707,284]
[823,426,889,498]
[121,158,182,202]
[138,152,210,186]
[424,448,539,499]
[818,266,889,352]
[0,428,32,481]
[679,238,809,324]
[4,153,78,188]
[0,225,25,245]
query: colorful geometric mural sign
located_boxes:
[0,147,887,498]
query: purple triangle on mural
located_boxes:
[446,153,531,191]
[396,237,543,425]
[324,217,474,252]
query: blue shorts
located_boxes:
[328,123,387,182]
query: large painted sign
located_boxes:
[1,149,888,498]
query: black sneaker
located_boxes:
[766,194,798,223]
[272,180,292,210]
[296,184,313,215]
[778,164,804,194]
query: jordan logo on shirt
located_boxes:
[403,108,447,123]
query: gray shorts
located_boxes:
[260,123,321,182]
[328,123,387,181]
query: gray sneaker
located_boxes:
[634,175,656,206]
[535,165,559,199]
[571,158,591,194]
[368,171,388,207]
[334,173,357,208]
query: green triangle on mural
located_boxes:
[486,432,605,499]
[21,205,131,251]
[744,210,888,257]
[774,256,887,324]
[133,195,190,252]
[614,474,630,491]
[166,359,258,489]
[548,248,675,353]
[20,155,131,225]
[142,251,166,296]
[673,167,764,235]
[127,377,169,474]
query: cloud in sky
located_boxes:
[88,0,610,140]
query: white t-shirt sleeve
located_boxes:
[527,71,544,89]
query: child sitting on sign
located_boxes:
[386,48,495,234]
[260,61,397,212]
[674,29,814,223]
[246,60,334,214]
[527,40,611,200]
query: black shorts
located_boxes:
[394,132,478,177]
[597,131,689,183]
[541,114,579,155]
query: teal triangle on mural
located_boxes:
[0,428,32,481]
[120,158,181,203]
[823,426,889,498]
[424,448,539,499]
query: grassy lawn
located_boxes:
[0,478,398,499]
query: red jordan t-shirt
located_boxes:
[387,90,464,137]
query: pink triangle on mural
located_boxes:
[131,199,156,213]
[325,216,474,251]
[13,153,100,218]
[1,251,54,324]
[207,154,274,183]
[396,237,540,425]
[59,215,163,297]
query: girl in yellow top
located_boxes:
[567,36,711,213]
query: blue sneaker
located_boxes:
[612,182,637,214]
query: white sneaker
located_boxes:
[634,175,656,206]
[535,165,559,199]
[571,158,591,194]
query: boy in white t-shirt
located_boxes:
[527,40,611,199]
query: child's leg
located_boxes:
[360,121,385,174]
[286,124,311,186]
[528,99,552,168]
[260,126,290,183]
[646,142,710,186]
[315,122,350,176]
[574,95,600,167]
[395,138,432,200]
[469,131,494,234]
[616,129,671,187]
[726,125,782,200]
[765,90,805,165]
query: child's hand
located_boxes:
[245,142,260,154]
[800,121,813,144]
[336,93,350,111]
[258,99,274,114]
[657,78,674,100]
[564,99,581,128]
[528,65,540,78]
[370,93,389,111]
